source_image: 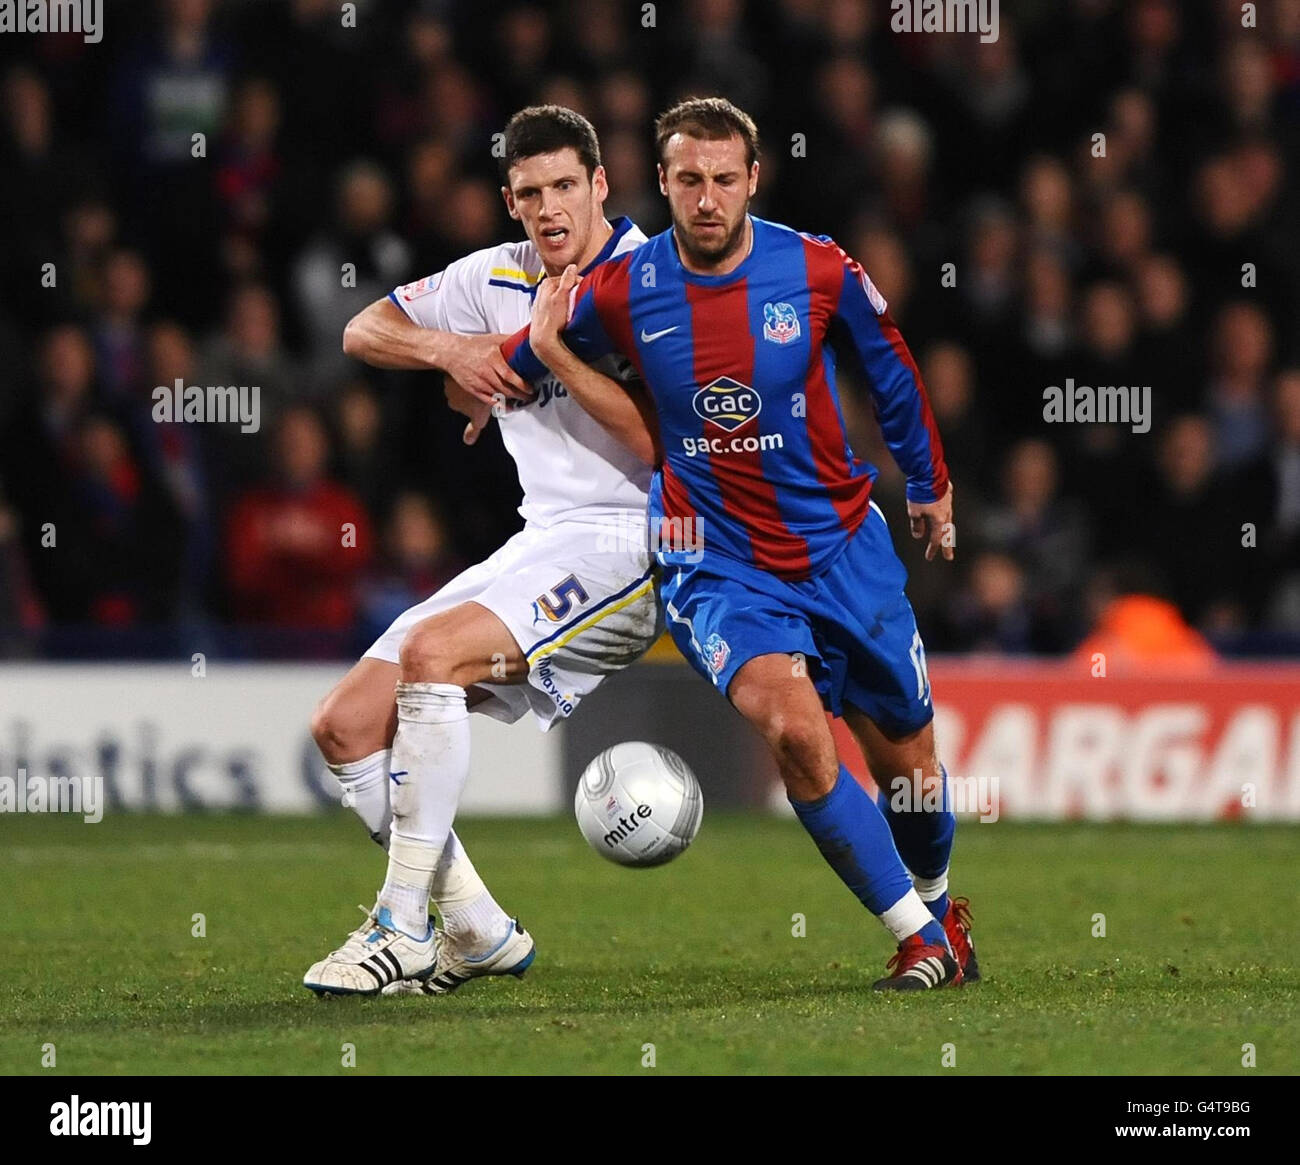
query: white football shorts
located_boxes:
[364,516,663,730]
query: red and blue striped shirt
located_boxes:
[503,216,948,581]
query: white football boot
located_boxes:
[303,905,436,995]
[381,919,535,996]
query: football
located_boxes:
[574,742,703,867]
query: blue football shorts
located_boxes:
[659,501,933,737]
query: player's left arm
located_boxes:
[829,247,954,562]
[526,265,660,466]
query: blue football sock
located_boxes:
[876,764,956,920]
[916,916,948,947]
[790,765,914,917]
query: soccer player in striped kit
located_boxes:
[505,98,978,990]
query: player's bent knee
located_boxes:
[397,624,452,681]
[766,712,811,759]
[311,697,357,762]
[398,623,487,687]
[309,700,333,751]
[766,714,836,794]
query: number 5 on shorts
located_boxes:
[535,574,590,622]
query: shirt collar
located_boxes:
[580,216,635,275]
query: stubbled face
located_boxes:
[659,132,757,271]
[504,148,608,274]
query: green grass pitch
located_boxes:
[1,812,1296,1075]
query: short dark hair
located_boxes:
[500,105,601,182]
[654,97,760,170]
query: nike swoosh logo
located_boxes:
[640,326,679,343]
[389,771,408,785]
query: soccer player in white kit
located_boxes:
[303,107,661,995]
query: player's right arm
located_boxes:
[342,254,531,403]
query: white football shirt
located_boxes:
[389,216,650,528]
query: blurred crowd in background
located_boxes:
[0,0,1298,659]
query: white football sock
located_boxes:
[328,749,392,848]
[434,831,512,955]
[879,887,944,944]
[378,682,471,937]
[913,869,949,904]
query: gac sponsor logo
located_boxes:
[682,431,784,458]
[603,802,652,847]
[692,376,761,432]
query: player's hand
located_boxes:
[530,264,580,356]
[907,482,955,562]
[440,333,532,406]
[444,377,494,445]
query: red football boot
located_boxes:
[872,933,963,991]
[942,896,980,983]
